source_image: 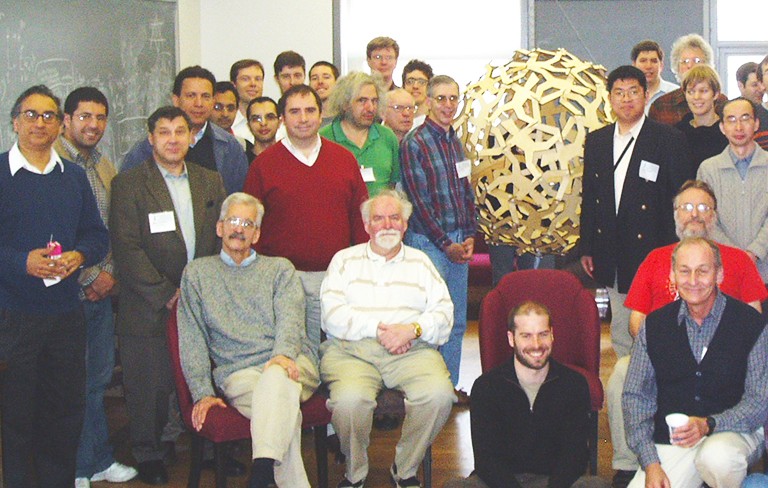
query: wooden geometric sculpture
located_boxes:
[456,48,614,255]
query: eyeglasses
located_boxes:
[723,114,754,125]
[214,103,237,112]
[372,54,396,62]
[405,78,428,87]
[680,57,704,66]
[388,104,414,113]
[222,217,256,228]
[75,112,108,122]
[249,113,278,124]
[432,95,459,104]
[611,88,643,100]
[18,110,59,124]
[675,202,712,213]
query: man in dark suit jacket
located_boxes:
[580,66,689,360]
[109,107,225,485]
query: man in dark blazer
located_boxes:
[580,65,689,360]
[109,106,225,485]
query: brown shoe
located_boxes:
[454,388,470,406]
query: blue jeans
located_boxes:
[76,298,116,477]
[405,231,468,386]
[744,474,768,488]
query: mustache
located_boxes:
[228,232,247,241]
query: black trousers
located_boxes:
[0,307,86,488]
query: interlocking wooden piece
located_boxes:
[456,48,614,255]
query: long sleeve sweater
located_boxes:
[177,252,316,402]
[0,151,109,314]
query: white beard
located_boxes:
[374,230,402,251]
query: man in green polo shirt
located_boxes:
[320,71,399,196]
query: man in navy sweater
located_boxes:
[623,237,768,488]
[0,85,109,487]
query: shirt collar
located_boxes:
[58,135,101,167]
[220,248,257,267]
[614,115,645,139]
[192,121,209,146]
[728,143,758,166]
[281,134,322,166]
[8,142,64,176]
[676,290,726,326]
[424,116,456,138]
[364,241,406,263]
[156,161,188,179]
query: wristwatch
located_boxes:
[705,416,716,434]
[412,322,422,339]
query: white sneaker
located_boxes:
[75,478,90,488]
[90,462,138,482]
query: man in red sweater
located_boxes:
[243,84,369,355]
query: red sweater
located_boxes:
[243,138,369,271]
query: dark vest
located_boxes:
[646,295,763,444]
[186,124,217,172]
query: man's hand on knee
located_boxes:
[645,463,670,488]
[192,396,227,431]
[265,354,299,381]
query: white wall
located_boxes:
[178,0,334,101]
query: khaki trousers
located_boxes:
[221,355,319,488]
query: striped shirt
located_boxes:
[320,242,453,345]
[400,117,476,248]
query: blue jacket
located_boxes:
[120,123,248,195]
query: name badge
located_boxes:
[360,166,376,182]
[639,160,659,182]
[43,276,61,287]
[456,159,471,179]
[149,211,176,234]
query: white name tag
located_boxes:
[360,166,376,182]
[456,159,471,179]
[43,276,61,287]
[639,160,659,182]
[149,211,176,234]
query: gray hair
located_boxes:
[671,237,722,271]
[670,34,714,80]
[360,189,413,224]
[219,192,265,227]
[427,75,459,98]
[324,71,385,119]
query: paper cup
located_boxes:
[665,413,689,444]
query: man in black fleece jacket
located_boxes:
[445,301,608,488]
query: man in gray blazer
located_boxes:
[110,106,226,485]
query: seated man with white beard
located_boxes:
[320,189,455,488]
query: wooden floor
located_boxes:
[98,285,619,487]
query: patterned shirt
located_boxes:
[400,117,475,248]
[648,88,728,127]
[624,292,768,467]
[57,136,114,298]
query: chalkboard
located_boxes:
[0,0,177,166]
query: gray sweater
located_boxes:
[178,252,316,402]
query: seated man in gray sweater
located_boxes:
[178,192,320,488]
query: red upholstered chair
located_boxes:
[167,307,331,488]
[477,269,603,475]
[469,231,492,287]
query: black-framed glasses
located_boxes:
[249,113,278,124]
[19,110,59,124]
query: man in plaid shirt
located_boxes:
[400,75,475,399]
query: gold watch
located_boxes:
[412,322,422,339]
